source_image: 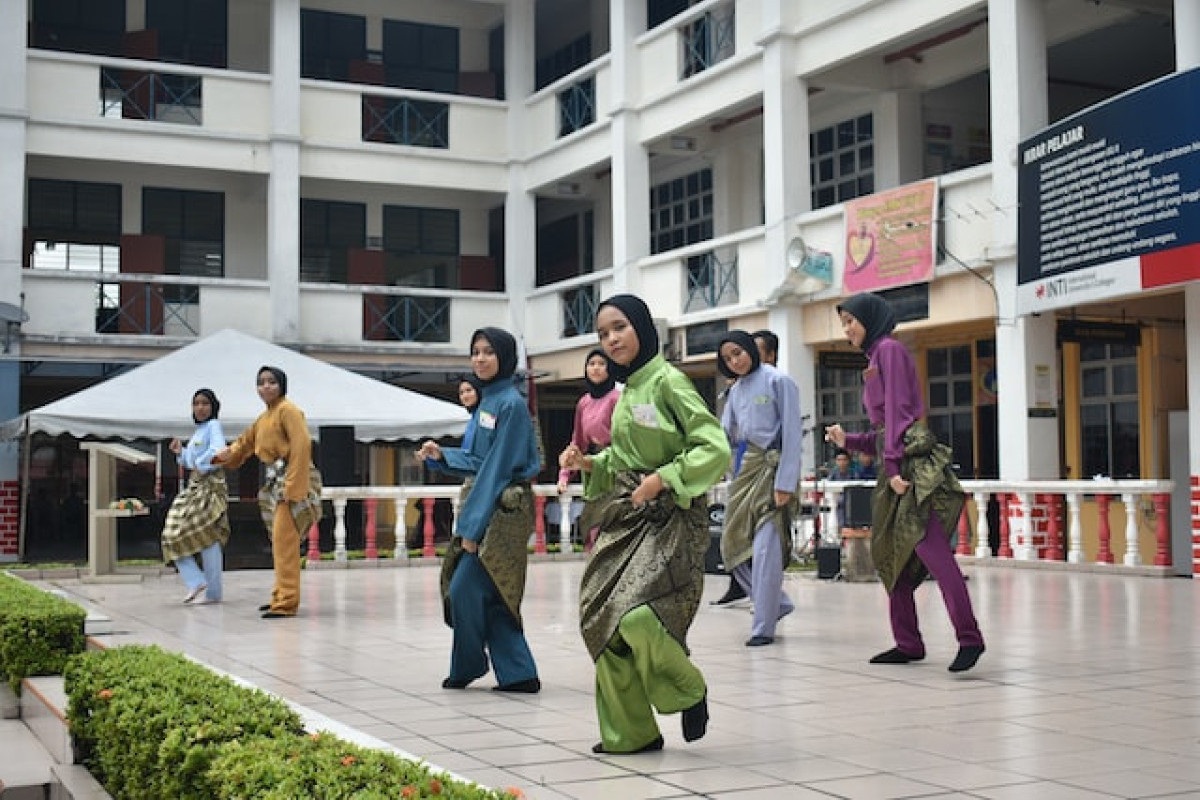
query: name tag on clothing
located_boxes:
[479,410,497,430]
[753,394,772,405]
[632,404,659,428]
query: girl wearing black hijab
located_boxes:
[562,294,730,754]
[416,327,543,693]
[162,388,230,604]
[825,293,985,672]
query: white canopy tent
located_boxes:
[0,329,469,443]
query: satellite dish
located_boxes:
[0,302,28,325]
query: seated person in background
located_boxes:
[854,451,878,480]
[828,448,855,529]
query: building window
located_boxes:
[26,179,121,271]
[816,352,869,466]
[926,344,974,477]
[301,10,366,82]
[536,33,591,90]
[650,168,713,254]
[300,200,366,283]
[648,0,693,30]
[1080,342,1140,478]
[810,115,874,209]
[142,188,224,279]
[30,0,125,58]
[383,206,459,288]
[382,20,459,94]
[146,0,227,68]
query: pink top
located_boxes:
[558,387,621,484]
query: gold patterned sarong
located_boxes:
[258,461,324,539]
[719,446,796,571]
[440,482,533,629]
[578,472,708,662]
[869,423,965,591]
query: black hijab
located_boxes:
[582,348,616,399]
[836,293,897,352]
[457,374,484,413]
[192,388,221,423]
[596,294,658,381]
[257,365,288,397]
[716,330,762,379]
[470,327,518,386]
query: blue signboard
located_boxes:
[1017,68,1200,313]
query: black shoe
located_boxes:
[681,692,708,742]
[869,647,925,664]
[592,735,664,755]
[948,644,986,673]
[258,604,271,612]
[442,677,471,689]
[711,583,747,606]
[261,610,293,619]
[745,635,774,647]
[494,678,541,694]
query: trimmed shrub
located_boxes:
[0,572,87,692]
[65,645,305,799]
[208,733,524,800]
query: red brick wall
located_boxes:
[0,480,19,557]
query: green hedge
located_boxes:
[0,572,87,692]
[65,645,524,800]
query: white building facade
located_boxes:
[1,0,1196,571]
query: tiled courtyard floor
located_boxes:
[37,559,1200,799]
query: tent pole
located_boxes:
[17,416,30,561]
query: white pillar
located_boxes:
[505,0,536,332]
[268,0,301,341]
[0,0,27,308]
[1176,0,1200,70]
[875,90,924,188]
[1179,0,1200,577]
[989,0,1058,481]
[609,0,649,293]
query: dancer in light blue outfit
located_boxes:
[162,389,230,604]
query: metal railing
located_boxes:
[100,67,202,124]
[561,284,598,337]
[362,294,450,342]
[558,76,595,137]
[96,280,200,336]
[681,6,735,79]
[361,95,449,148]
[683,250,738,312]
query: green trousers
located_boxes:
[595,605,706,752]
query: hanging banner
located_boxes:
[842,178,938,294]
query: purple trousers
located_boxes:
[889,514,984,656]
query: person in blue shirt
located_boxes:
[854,450,878,480]
[162,388,230,604]
[829,447,856,530]
[456,374,483,450]
[416,327,543,693]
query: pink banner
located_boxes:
[842,179,938,293]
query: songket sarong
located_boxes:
[578,471,708,662]
[258,459,324,538]
[719,446,796,571]
[869,422,965,591]
[440,482,533,629]
[161,470,230,563]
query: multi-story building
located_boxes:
[1,0,1196,571]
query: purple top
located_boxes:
[558,387,621,483]
[842,336,924,479]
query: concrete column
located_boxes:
[1176,0,1200,70]
[268,0,302,340]
[0,0,28,559]
[503,0,538,336]
[875,91,924,188]
[989,0,1056,480]
[609,0,648,293]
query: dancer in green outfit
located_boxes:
[562,294,731,755]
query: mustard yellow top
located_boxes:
[223,397,313,502]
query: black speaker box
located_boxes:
[816,545,841,579]
[845,486,874,529]
[318,425,356,487]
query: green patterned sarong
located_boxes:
[440,482,533,629]
[578,472,708,662]
[869,422,965,591]
[720,446,796,571]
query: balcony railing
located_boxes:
[100,67,202,124]
[362,95,449,148]
[558,76,595,138]
[363,294,451,342]
[683,249,738,312]
[561,284,599,337]
[96,279,200,336]
[681,5,735,79]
